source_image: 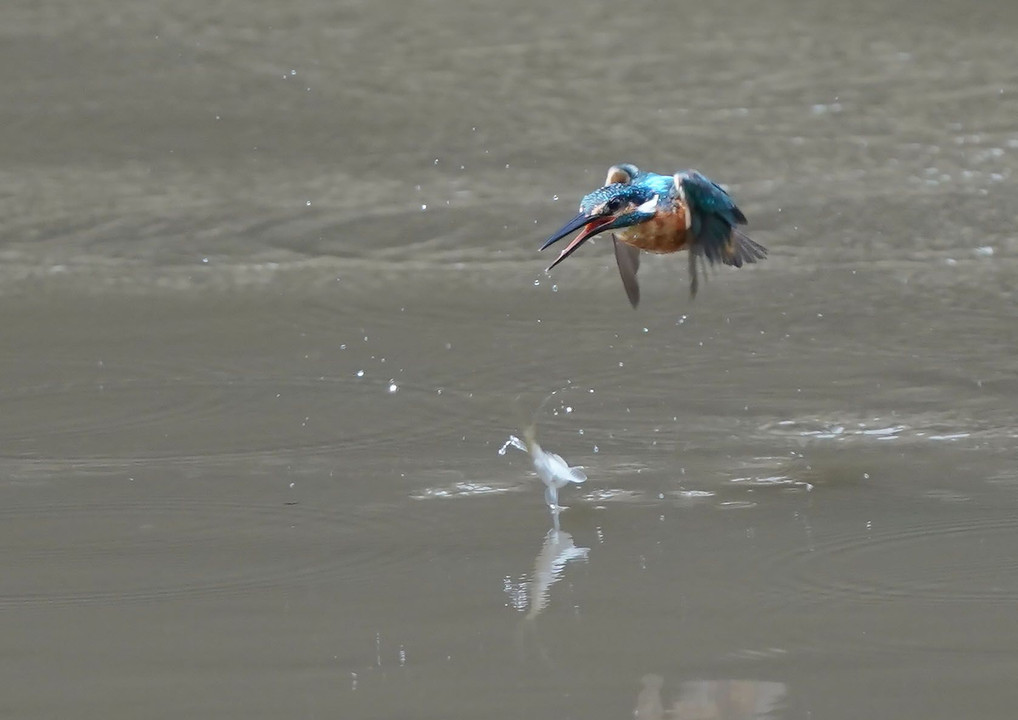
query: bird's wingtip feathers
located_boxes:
[731,230,767,265]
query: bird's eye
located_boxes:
[605,197,624,214]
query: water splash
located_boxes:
[500,426,586,525]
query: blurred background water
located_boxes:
[2,0,1018,717]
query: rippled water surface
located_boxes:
[3,0,1018,717]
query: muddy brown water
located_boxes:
[2,0,1018,718]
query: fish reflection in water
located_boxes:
[526,527,590,619]
[512,523,591,668]
[499,422,586,529]
[634,674,667,719]
[634,674,787,720]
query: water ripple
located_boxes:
[0,496,441,608]
[763,515,1018,606]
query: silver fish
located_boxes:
[500,422,587,520]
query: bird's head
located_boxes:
[541,182,658,270]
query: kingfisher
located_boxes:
[541,164,767,307]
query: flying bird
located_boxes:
[541,164,767,307]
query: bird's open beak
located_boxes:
[540,213,613,271]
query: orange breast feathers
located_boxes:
[615,203,689,254]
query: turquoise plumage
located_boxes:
[541,164,767,307]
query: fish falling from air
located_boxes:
[500,421,586,526]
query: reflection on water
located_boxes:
[505,524,590,619]
[635,674,667,719]
[525,527,590,619]
[509,522,591,673]
[635,674,787,720]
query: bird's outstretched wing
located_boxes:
[675,170,767,298]
[676,170,766,267]
[612,235,641,308]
